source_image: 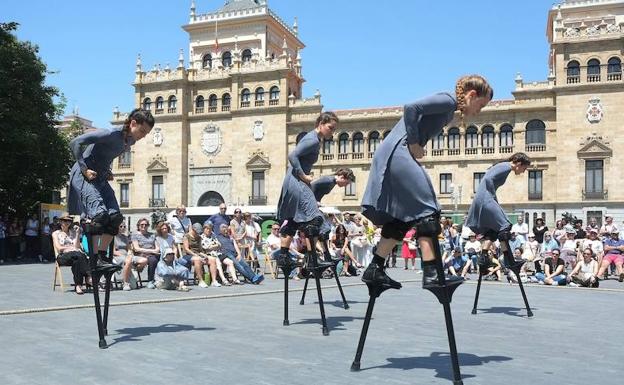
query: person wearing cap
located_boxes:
[131,218,161,289]
[598,229,624,282]
[182,223,218,288]
[599,215,618,238]
[560,226,580,269]
[445,247,471,279]
[463,233,481,272]
[522,233,540,273]
[52,213,90,294]
[156,248,191,291]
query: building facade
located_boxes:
[111,0,624,228]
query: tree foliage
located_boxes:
[0,23,73,216]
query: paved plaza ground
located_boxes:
[0,262,622,385]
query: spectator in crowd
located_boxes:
[168,205,191,247]
[508,231,525,258]
[0,213,6,264]
[560,226,580,269]
[542,231,559,255]
[131,218,161,289]
[508,247,528,283]
[50,216,60,232]
[154,221,176,259]
[599,214,618,238]
[446,247,471,279]
[205,203,230,231]
[216,223,264,284]
[8,217,22,260]
[598,230,624,282]
[40,217,53,262]
[482,248,502,281]
[201,223,235,286]
[342,212,356,236]
[535,248,566,286]
[402,227,418,270]
[460,215,472,250]
[24,212,39,260]
[331,224,360,276]
[266,223,281,252]
[522,233,541,273]
[511,216,529,243]
[586,216,599,233]
[350,215,371,268]
[532,217,548,245]
[114,222,148,291]
[581,229,603,264]
[229,208,246,252]
[183,223,217,288]
[156,248,191,291]
[567,248,599,288]
[242,212,261,271]
[52,213,89,294]
[573,220,586,240]
[553,220,567,245]
[463,233,481,272]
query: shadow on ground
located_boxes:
[109,323,216,346]
[473,306,537,318]
[290,315,365,331]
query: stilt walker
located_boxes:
[351,75,494,385]
[299,168,355,309]
[68,108,155,348]
[275,112,338,335]
[465,153,534,317]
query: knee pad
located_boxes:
[414,215,441,238]
[106,212,124,235]
[279,220,298,237]
[87,212,110,235]
[381,220,411,241]
[304,223,320,238]
[497,229,512,241]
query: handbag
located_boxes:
[407,241,417,251]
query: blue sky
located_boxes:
[5,0,556,128]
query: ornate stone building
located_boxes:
[112,0,624,227]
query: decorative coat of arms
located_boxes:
[253,120,264,141]
[202,124,222,155]
[152,127,163,146]
[586,97,603,124]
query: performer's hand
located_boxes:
[408,143,425,160]
[300,173,313,185]
[83,169,98,181]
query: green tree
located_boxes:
[0,22,73,216]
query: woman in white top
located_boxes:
[567,248,599,287]
[52,213,89,294]
[241,213,260,270]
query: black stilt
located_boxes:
[471,271,484,315]
[313,263,329,336]
[85,229,108,349]
[299,274,310,305]
[350,283,389,372]
[422,237,464,385]
[333,269,349,309]
[279,261,293,326]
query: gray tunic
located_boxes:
[277,131,321,223]
[465,162,513,234]
[67,128,136,216]
[311,175,337,235]
[361,93,457,225]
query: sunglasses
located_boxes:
[235,211,241,214]
[552,253,560,256]
[139,223,149,227]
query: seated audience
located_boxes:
[114,222,148,291]
[567,248,599,288]
[215,223,264,284]
[535,248,567,286]
[446,247,471,279]
[132,218,161,289]
[582,229,604,264]
[52,213,90,294]
[265,223,281,252]
[598,230,624,282]
[201,223,235,285]
[560,227,580,269]
[156,248,191,291]
[464,233,481,272]
[182,223,219,287]
[482,248,502,281]
[331,224,360,276]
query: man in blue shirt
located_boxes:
[215,223,264,284]
[599,230,624,282]
[205,203,231,230]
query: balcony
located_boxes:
[432,149,444,157]
[240,101,250,108]
[587,74,601,83]
[525,144,546,152]
[352,152,364,160]
[167,107,177,113]
[120,201,129,208]
[528,192,543,200]
[195,107,204,114]
[249,195,267,205]
[607,72,621,81]
[208,106,217,113]
[149,198,166,208]
[582,190,608,200]
[255,100,265,107]
[499,146,514,154]
[465,148,478,155]
[269,99,279,106]
[481,147,495,155]
[155,108,164,115]
[338,153,349,160]
[368,152,374,159]
[118,161,131,169]
[322,154,334,161]
[222,105,230,112]
[448,148,460,156]
[567,75,580,84]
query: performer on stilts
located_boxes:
[465,152,534,317]
[68,108,154,348]
[352,75,493,384]
[299,168,355,309]
[275,112,337,335]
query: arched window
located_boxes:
[240,89,250,107]
[222,93,231,111]
[222,51,232,67]
[269,86,280,105]
[566,60,580,84]
[198,191,225,207]
[432,133,444,150]
[322,138,334,155]
[202,54,212,69]
[242,49,252,63]
[499,124,513,148]
[143,97,152,111]
[383,130,391,139]
[447,127,460,150]
[526,119,546,151]
[607,57,622,80]
[368,131,380,156]
[296,131,307,144]
[255,87,265,106]
[338,133,349,156]
[208,94,217,112]
[168,96,177,113]
[465,126,478,153]
[587,59,601,82]
[195,96,204,113]
[352,132,364,156]
[482,125,494,148]
[155,96,164,113]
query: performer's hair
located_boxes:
[315,111,339,127]
[508,152,531,166]
[335,167,355,181]
[455,75,493,127]
[123,108,155,135]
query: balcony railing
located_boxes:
[481,147,495,155]
[255,100,265,107]
[582,190,608,200]
[208,106,217,112]
[167,107,177,113]
[499,146,514,154]
[249,195,267,205]
[338,153,349,160]
[118,162,131,169]
[149,198,166,208]
[222,105,230,112]
[607,72,621,81]
[432,149,444,156]
[155,108,164,115]
[240,101,250,108]
[322,154,334,161]
[352,152,364,160]
[526,143,546,152]
[195,107,204,114]
[269,99,279,106]
[528,192,543,200]
[465,148,478,155]
[368,152,374,159]
[447,148,459,156]
[567,75,580,84]
[587,74,601,82]
[120,201,129,208]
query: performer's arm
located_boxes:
[288,137,318,184]
[69,129,114,178]
[403,93,456,146]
